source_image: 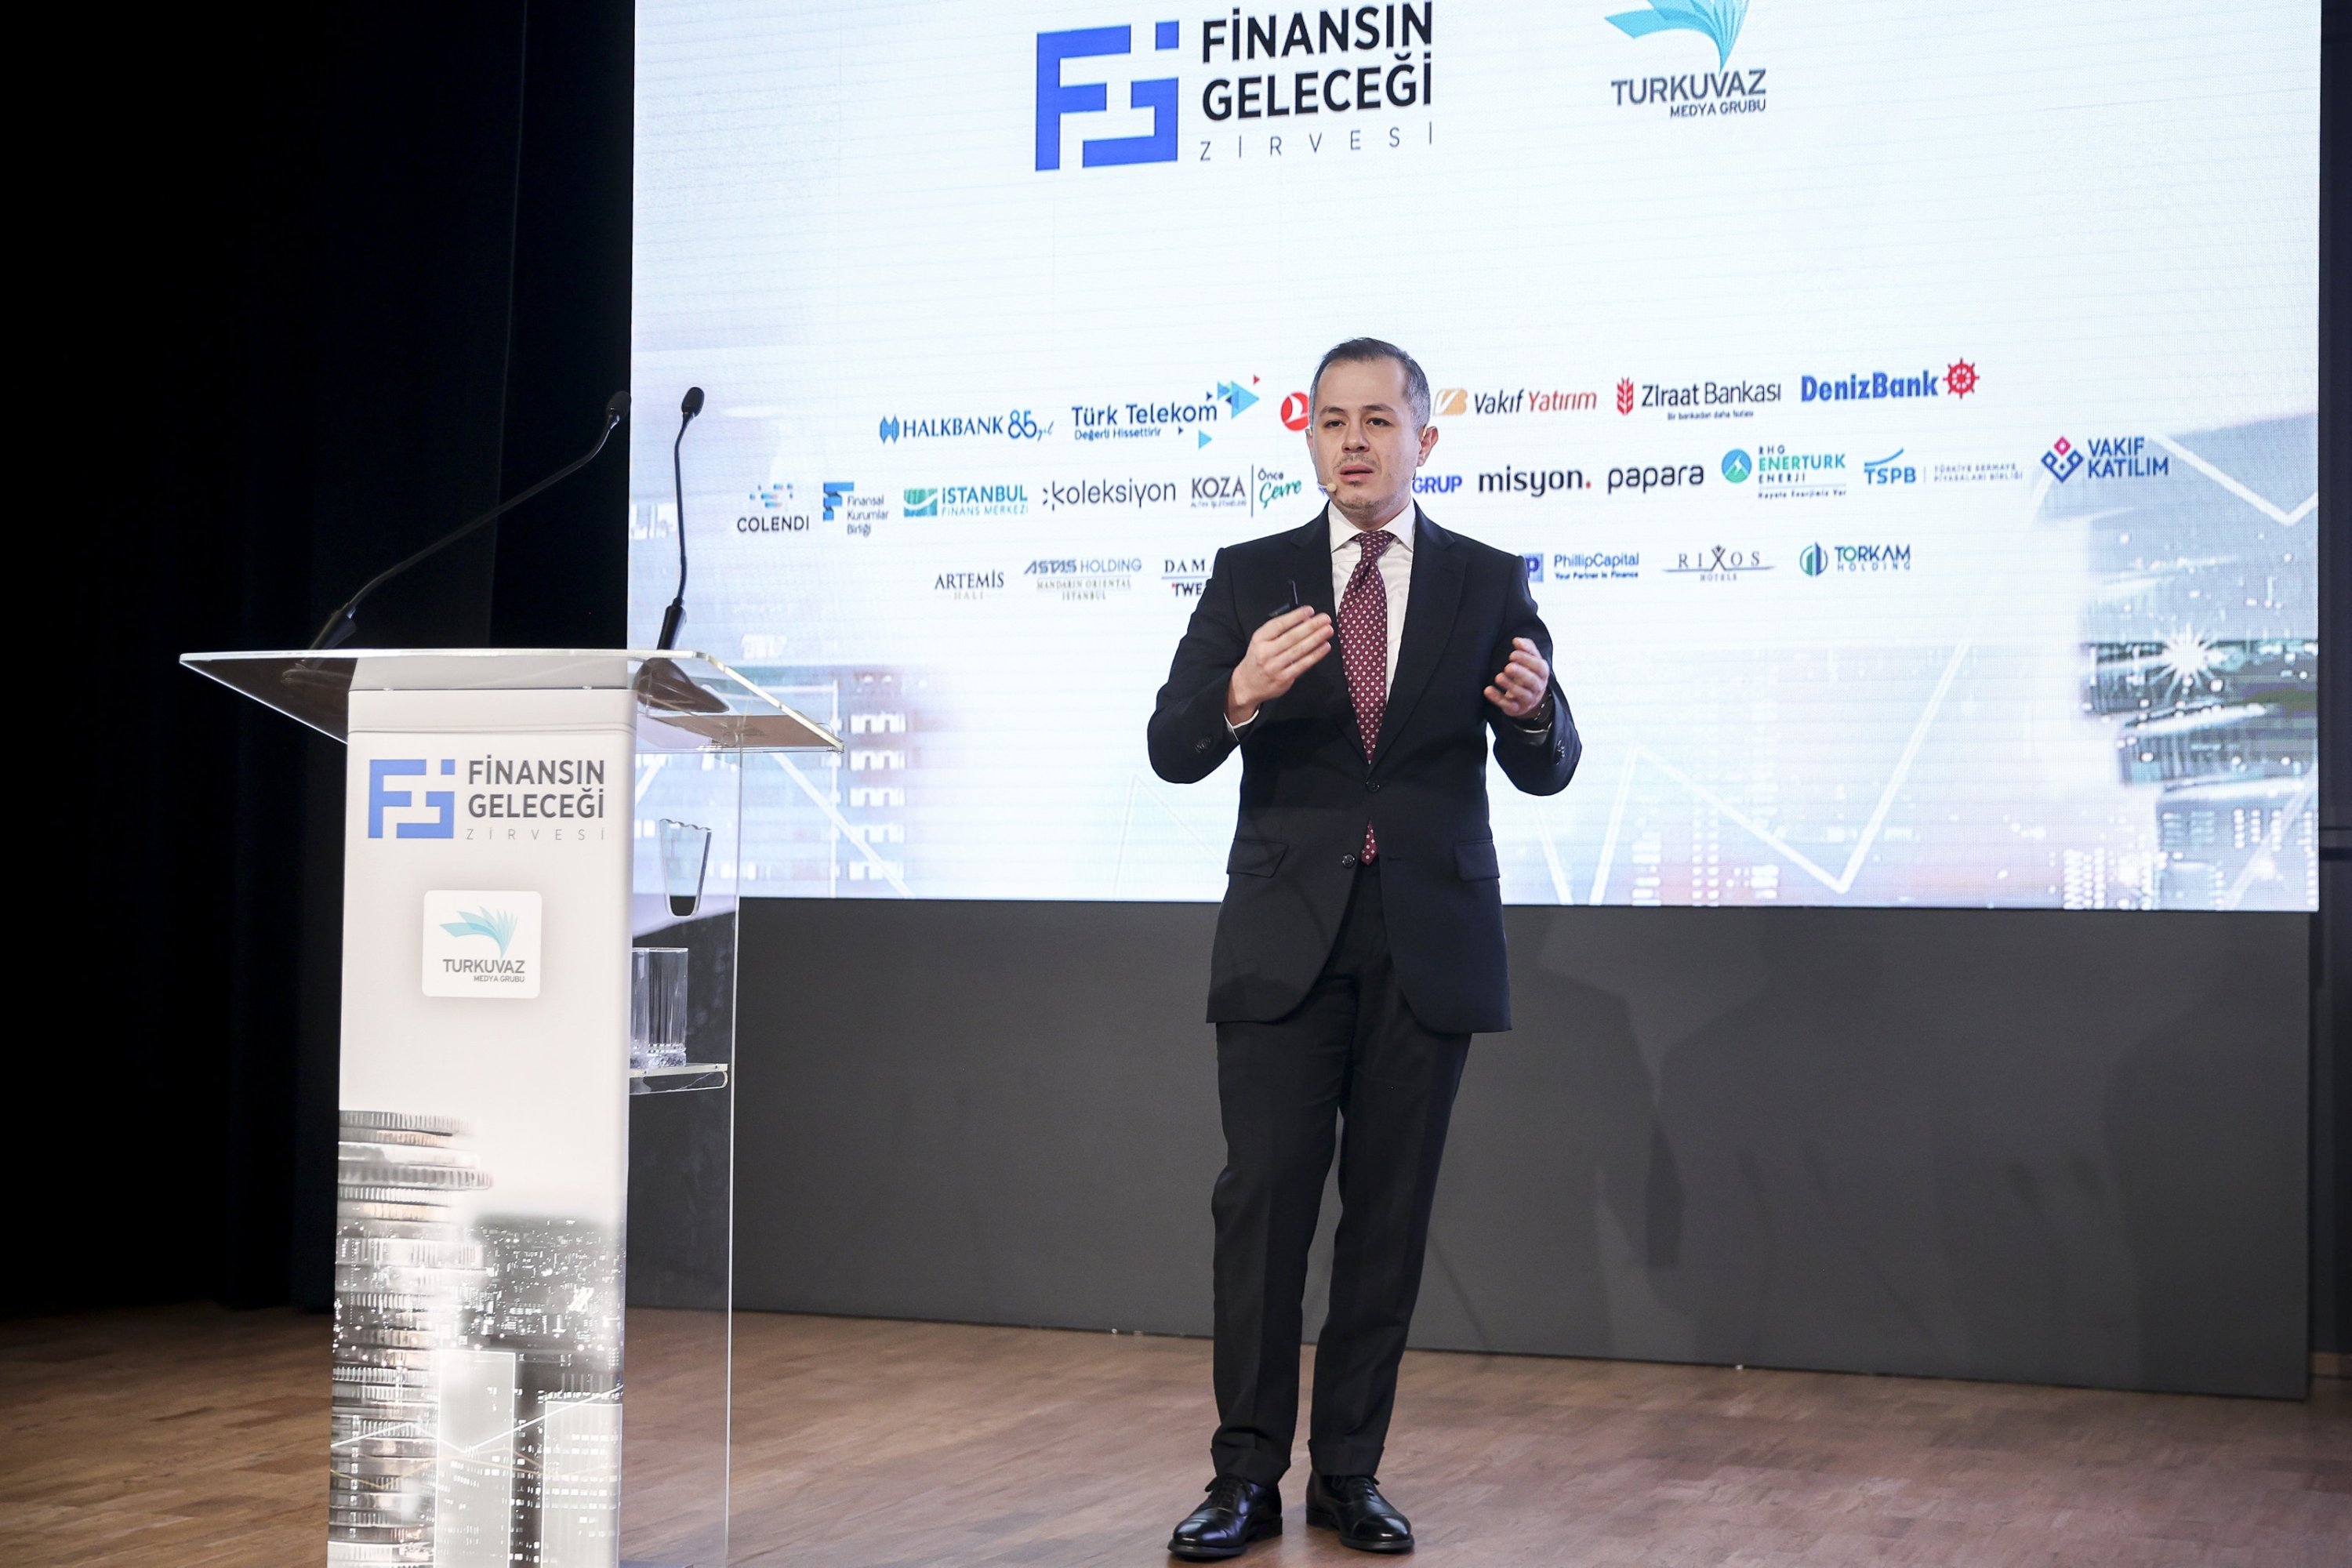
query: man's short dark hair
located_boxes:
[1310,338,1432,429]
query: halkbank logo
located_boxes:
[1721,448,1752,483]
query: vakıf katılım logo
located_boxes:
[1721,448,1752,482]
[422,890,543,999]
[1036,22,1181,169]
[1607,0,1766,118]
[2042,437,2084,482]
[2041,434,2169,483]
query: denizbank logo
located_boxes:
[1607,0,1766,118]
[1800,361,1978,402]
[421,890,542,1000]
[1038,9,1439,169]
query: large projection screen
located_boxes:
[627,1,2320,910]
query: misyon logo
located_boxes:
[1801,541,1913,575]
[1607,0,1766,118]
[1036,22,1181,170]
[1799,361,1977,402]
[879,408,1052,443]
[1664,544,1771,581]
[1479,464,1589,498]
[1721,448,1752,482]
[421,889,542,1000]
[1861,448,1918,486]
[2042,435,2169,483]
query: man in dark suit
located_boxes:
[1149,339,1580,1558]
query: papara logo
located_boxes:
[1607,0,1748,66]
[1036,22,1181,170]
[439,906,520,956]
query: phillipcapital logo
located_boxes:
[421,889,542,1000]
[2042,435,2170,483]
[1554,549,1641,581]
[1606,0,1766,118]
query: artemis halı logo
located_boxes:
[1036,7,1437,171]
[1606,0,1767,120]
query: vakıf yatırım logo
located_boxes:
[1721,448,1752,482]
[1432,386,1600,416]
[421,889,542,999]
[2041,434,2169,483]
[1037,22,1181,170]
[1607,0,1766,118]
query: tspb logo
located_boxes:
[1037,22,1181,170]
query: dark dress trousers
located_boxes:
[1148,506,1581,1484]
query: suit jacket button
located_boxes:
[1340,853,1358,868]
[1367,780,1381,793]
[1195,738,1210,753]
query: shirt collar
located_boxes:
[1328,496,1416,557]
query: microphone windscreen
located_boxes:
[606,390,630,422]
[681,386,706,418]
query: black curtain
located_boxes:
[24,0,628,1313]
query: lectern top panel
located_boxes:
[179,648,842,752]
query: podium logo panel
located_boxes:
[423,890,543,999]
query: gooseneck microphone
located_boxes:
[655,386,705,651]
[306,390,631,652]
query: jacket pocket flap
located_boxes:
[1455,838,1501,880]
[1227,837,1286,877]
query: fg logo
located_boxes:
[371,758,455,839]
[1036,23,1180,169]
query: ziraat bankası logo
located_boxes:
[1606,0,1767,120]
[1617,376,1781,419]
[1036,8,1439,170]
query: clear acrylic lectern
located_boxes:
[182,648,840,1568]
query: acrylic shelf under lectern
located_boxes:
[183,648,840,1568]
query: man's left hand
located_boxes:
[1484,638,1551,720]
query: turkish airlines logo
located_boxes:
[1279,391,1311,430]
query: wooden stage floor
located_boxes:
[3,1305,2346,1566]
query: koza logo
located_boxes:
[370,758,455,839]
[421,890,542,1000]
[1036,22,1181,170]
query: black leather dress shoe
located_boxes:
[1167,1475,1282,1561]
[1306,1472,1414,1553]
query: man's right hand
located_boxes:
[1226,605,1334,725]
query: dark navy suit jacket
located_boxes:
[1147,506,1580,1033]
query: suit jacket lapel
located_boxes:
[1287,508,1352,733]
[1371,506,1464,766]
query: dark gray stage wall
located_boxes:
[726,902,2308,1399]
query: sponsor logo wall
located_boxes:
[630,0,2318,911]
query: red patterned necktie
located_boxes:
[1338,528,1395,862]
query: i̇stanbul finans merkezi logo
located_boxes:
[1607,0,1766,119]
[1036,7,1436,171]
